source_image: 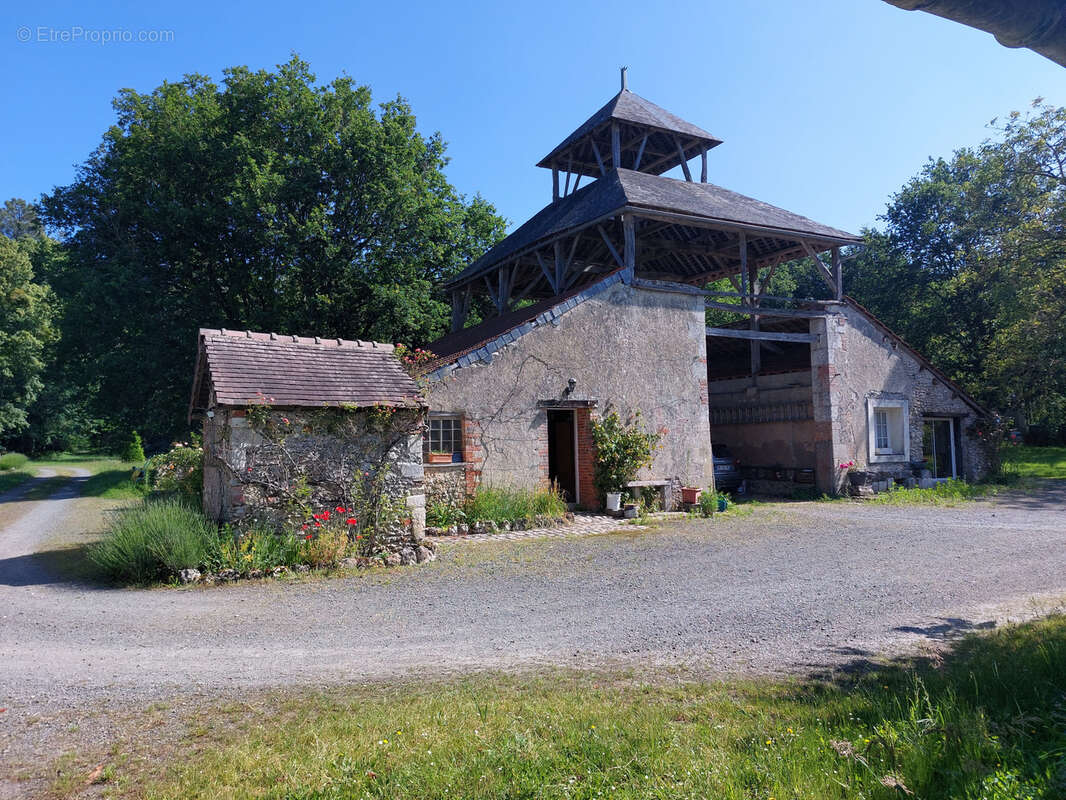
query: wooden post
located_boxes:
[554,240,565,294]
[450,288,470,332]
[634,134,648,171]
[675,137,693,182]
[623,214,636,282]
[700,148,708,183]
[552,165,559,202]
[831,246,843,300]
[611,122,621,170]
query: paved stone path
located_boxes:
[433,513,648,543]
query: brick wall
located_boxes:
[575,408,598,509]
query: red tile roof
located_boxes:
[189,329,424,418]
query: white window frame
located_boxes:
[866,398,910,463]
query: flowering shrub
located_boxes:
[838,460,856,471]
[145,441,204,502]
[393,343,437,377]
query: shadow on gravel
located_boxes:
[893,616,996,640]
[0,474,91,505]
[0,542,103,588]
[988,478,1066,511]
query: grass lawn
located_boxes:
[1001,445,1066,479]
[55,615,1066,800]
[0,453,142,499]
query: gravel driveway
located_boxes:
[2,481,1065,713]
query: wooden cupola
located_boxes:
[538,68,724,201]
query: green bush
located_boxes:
[145,442,203,502]
[590,410,660,498]
[208,527,309,574]
[426,501,466,528]
[121,430,146,462]
[463,485,567,525]
[89,498,216,584]
[0,452,29,471]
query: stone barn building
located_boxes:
[189,330,429,540]
[422,74,992,506]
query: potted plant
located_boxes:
[680,486,701,504]
[591,410,661,514]
[427,451,452,464]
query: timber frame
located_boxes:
[445,72,861,378]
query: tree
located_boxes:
[41,57,505,441]
[844,101,1066,439]
[0,235,56,436]
[0,198,44,240]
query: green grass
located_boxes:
[1000,445,1066,479]
[462,485,568,526]
[120,615,1066,799]
[865,478,994,506]
[0,467,34,494]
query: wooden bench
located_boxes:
[626,479,673,511]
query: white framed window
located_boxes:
[425,415,463,460]
[867,398,909,463]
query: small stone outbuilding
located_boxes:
[189,329,428,541]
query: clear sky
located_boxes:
[2,0,1063,236]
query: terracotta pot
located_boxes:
[680,486,701,504]
[427,452,452,464]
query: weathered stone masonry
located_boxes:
[425,274,715,508]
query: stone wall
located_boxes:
[424,464,466,507]
[202,406,427,543]
[426,276,714,508]
[811,302,992,491]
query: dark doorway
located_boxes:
[922,418,957,479]
[547,409,577,502]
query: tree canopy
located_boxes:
[0,234,56,436]
[844,101,1066,439]
[40,57,505,442]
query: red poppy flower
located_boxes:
[335,506,346,513]
[301,524,308,530]
[346,518,358,525]
[305,534,312,541]
[314,521,322,527]
[322,510,331,520]
[355,534,362,540]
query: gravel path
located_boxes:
[2,480,1065,711]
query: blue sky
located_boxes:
[2,0,1063,236]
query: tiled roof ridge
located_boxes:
[199,328,394,352]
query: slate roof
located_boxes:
[446,168,860,290]
[428,271,622,365]
[189,329,424,418]
[537,90,722,171]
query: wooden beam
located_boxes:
[572,172,582,193]
[450,288,471,332]
[622,214,636,282]
[590,139,607,177]
[703,300,828,319]
[564,233,581,290]
[564,155,573,196]
[703,290,838,305]
[552,165,559,202]
[633,133,648,170]
[622,207,860,248]
[611,122,621,170]
[706,327,817,343]
[675,136,693,182]
[554,240,565,295]
[535,250,558,294]
[831,246,843,300]
[801,241,841,296]
[597,224,624,268]
[700,148,708,183]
